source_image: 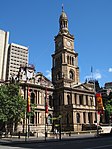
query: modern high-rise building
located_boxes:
[0,29,28,81]
[0,29,9,81]
[6,43,28,80]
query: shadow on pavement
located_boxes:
[1,133,112,149]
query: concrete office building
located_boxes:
[0,29,9,81]
[7,43,28,80]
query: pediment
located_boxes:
[73,83,94,92]
[35,72,53,88]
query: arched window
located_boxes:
[76,113,80,123]
[69,70,74,80]
[31,92,35,104]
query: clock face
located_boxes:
[66,41,71,47]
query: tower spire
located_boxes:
[62,4,64,12]
[59,5,69,34]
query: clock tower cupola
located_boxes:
[59,5,69,34]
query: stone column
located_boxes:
[39,91,42,104]
[80,112,83,123]
[92,112,96,123]
[76,94,79,105]
[83,95,86,105]
[73,112,76,123]
[37,91,39,104]
[64,92,67,105]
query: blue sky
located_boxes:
[0,0,112,87]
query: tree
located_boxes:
[105,92,112,123]
[0,83,26,132]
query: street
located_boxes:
[1,136,112,149]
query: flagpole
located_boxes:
[93,75,99,136]
[91,67,99,137]
[91,66,99,137]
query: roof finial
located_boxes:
[62,4,64,12]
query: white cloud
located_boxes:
[45,70,51,80]
[108,68,112,72]
[85,70,102,81]
[94,71,102,79]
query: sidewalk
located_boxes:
[0,133,97,145]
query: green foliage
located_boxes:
[105,100,112,116]
[0,83,26,124]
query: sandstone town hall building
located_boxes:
[19,7,96,133]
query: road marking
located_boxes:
[85,144,112,149]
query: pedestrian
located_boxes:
[54,128,58,139]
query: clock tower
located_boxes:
[52,7,79,87]
[52,7,96,132]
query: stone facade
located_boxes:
[17,8,97,133]
[52,8,96,131]
[18,65,54,134]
